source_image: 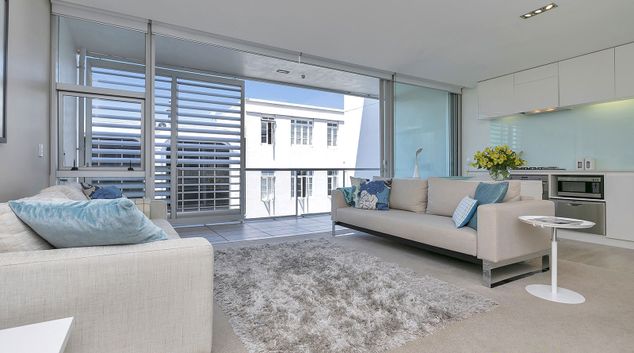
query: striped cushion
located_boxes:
[452,196,479,228]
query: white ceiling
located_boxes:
[62,0,634,87]
[61,17,380,96]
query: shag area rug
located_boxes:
[214,239,496,353]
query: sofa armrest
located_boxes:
[150,200,168,219]
[0,238,213,353]
[477,200,554,263]
[331,189,349,221]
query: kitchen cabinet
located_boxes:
[615,42,634,99]
[604,174,634,242]
[513,64,559,113]
[559,49,615,107]
[477,74,514,119]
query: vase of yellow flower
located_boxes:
[470,145,526,181]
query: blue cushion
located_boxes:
[467,182,509,230]
[91,186,123,199]
[452,196,479,228]
[355,179,392,210]
[8,198,167,248]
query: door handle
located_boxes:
[568,203,582,207]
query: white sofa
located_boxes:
[0,184,214,353]
[332,177,555,287]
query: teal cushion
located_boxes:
[337,186,355,206]
[467,182,509,230]
[8,198,168,248]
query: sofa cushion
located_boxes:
[426,178,478,217]
[467,182,509,230]
[0,203,53,253]
[336,208,477,255]
[389,178,428,213]
[356,180,391,210]
[8,198,167,248]
[40,183,88,201]
[503,180,521,202]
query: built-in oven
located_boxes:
[554,175,604,200]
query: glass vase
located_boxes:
[489,168,510,181]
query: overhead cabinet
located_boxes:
[615,42,634,99]
[477,74,514,119]
[512,64,559,113]
[477,64,559,119]
[558,49,615,107]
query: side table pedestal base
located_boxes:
[526,284,585,304]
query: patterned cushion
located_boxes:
[467,182,509,230]
[452,196,479,228]
[355,179,392,210]
[350,177,369,207]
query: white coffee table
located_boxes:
[0,317,74,353]
[519,216,595,304]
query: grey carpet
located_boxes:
[214,239,496,353]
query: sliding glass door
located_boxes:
[393,83,451,179]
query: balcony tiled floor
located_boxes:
[176,214,347,244]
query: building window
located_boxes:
[291,170,313,197]
[327,170,339,195]
[260,171,275,202]
[261,117,275,144]
[291,119,313,145]
[327,122,339,147]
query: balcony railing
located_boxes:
[244,167,380,219]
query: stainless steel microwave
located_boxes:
[555,175,604,199]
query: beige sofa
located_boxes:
[0,184,214,353]
[332,177,554,287]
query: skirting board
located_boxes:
[557,229,634,250]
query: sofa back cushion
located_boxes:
[0,203,53,253]
[40,183,88,201]
[503,180,521,202]
[389,178,428,213]
[426,178,478,217]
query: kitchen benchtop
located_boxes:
[465,169,634,176]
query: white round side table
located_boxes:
[519,215,595,304]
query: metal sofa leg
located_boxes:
[482,262,493,288]
[331,221,336,237]
[541,254,550,272]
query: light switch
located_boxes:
[38,144,44,158]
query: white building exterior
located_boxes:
[244,96,379,218]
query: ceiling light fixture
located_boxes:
[276,69,290,74]
[521,3,558,19]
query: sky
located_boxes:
[245,80,344,109]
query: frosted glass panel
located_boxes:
[489,99,634,170]
[394,83,450,178]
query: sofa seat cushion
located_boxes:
[389,178,428,213]
[336,208,477,256]
[152,219,181,240]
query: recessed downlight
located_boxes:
[521,3,558,19]
[276,69,291,74]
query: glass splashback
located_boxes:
[489,99,634,170]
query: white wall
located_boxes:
[461,87,490,174]
[0,0,50,202]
